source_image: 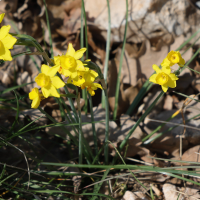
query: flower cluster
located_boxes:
[149,50,185,92]
[29,43,102,108]
[0,13,102,109]
[0,13,17,61]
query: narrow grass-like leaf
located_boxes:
[108,141,148,193]
[22,189,115,199]
[91,169,110,200]
[126,81,152,115]
[66,83,78,93]
[12,51,32,59]
[142,113,178,142]
[41,162,200,179]
[143,99,200,144]
[150,186,155,200]
[0,172,18,184]
[0,164,6,180]
[113,91,164,164]
[8,114,45,139]
[10,91,19,132]
[173,91,200,103]
[0,82,34,95]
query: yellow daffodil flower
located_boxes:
[54,43,86,79]
[0,13,5,23]
[161,50,185,67]
[35,64,65,98]
[84,69,99,83]
[0,25,17,61]
[0,13,17,61]
[67,67,90,86]
[149,64,179,92]
[29,88,43,109]
[80,69,102,96]
[81,82,102,96]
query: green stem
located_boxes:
[81,0,88,114]
[113,0,128,120]
[88,93,98,156]
[42,0,54,58]
[83,61,110,164]
[104,87,110,165]
[77,93,83,164]
[102,0,111,108]
[60,97,94,163]
[81,0,88,59]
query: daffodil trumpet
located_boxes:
[54,43,87,79]
[161,50,185,68]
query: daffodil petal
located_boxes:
[74,48,87,60]
[149,74,157,83]
[49,85,60,97]
[42,87,51,98]
[41,64,50,74]
[169,73,179,81]
[31,96,40,108]
[161,57,171,67]
[0,25,10,40]
[54,56,60,65]
[76,60,85,71]
[85,70,98,82]
[93,83,102,89]
[51,76,65,89]
[1,34,17,49]
[70,70,78,79]
[29,88,39,100]
[66,43,75,57]
[47,65,60,77]
[161,85,168,92]
[0,47,12,61]
[167,78,176,88]
[179,57,185,66]
[81,84,86,89]
[162,66,171,74]
[62,69,71,77]
[152,64,161,73]
[0,13,5,23]
[88,88,95,96]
